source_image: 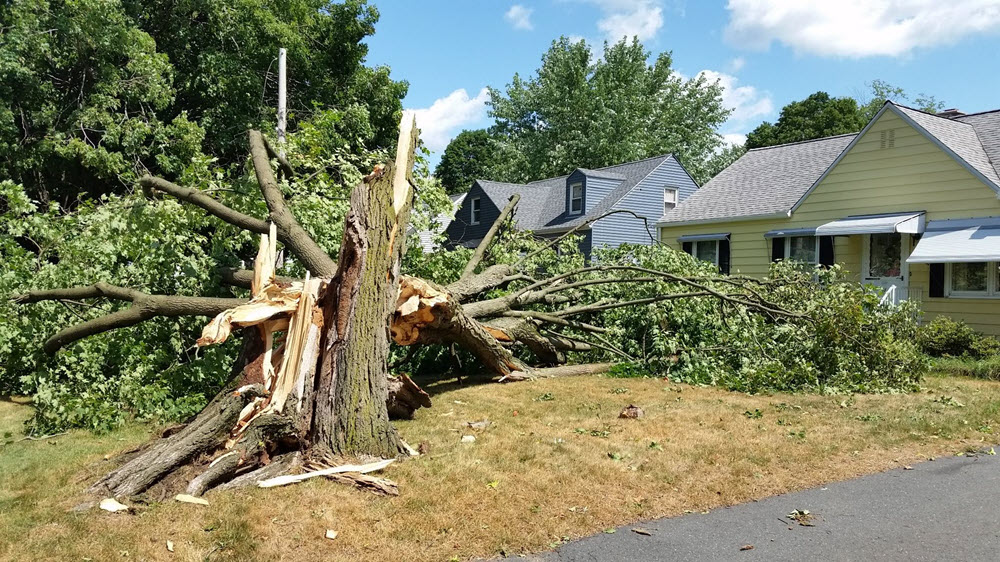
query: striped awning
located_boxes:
[815,212,925,236]
[907,217,1000,263]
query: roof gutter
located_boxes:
[656,210,790,228]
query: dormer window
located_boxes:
[569,182,583,215]
[470,196,481,225]
[664,187,677,214]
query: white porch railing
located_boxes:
[879,285,897,307]
[876,286,922,307]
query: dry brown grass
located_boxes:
[3,372,1000,562]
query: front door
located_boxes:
[863,233,909,304]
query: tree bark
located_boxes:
[306,118,419,459]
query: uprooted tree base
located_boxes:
[15,119,803,503]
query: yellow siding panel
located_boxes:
[661,110,1000,334]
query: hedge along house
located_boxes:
[658,101,1000,334]
[444,154,698,259]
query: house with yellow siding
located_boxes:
[658,102,1000,334]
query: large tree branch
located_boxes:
[218,267,299,290]
[262,134,296,179]
[459,194,520,282]
[139,176,271,234]
[248,129,338,278]
[13,283,244,353]
[518,209,658,266]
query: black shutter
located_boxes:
[929,263,945,298]
[771,238,784,262]
[682,241,693,255]
[818,236,834,267]
[718,238,731,275]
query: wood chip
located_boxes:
[325,529,338,540]
[166,540,175,553]
[99,498,129,513]
[174,494,209,506]
[460,435,476,443]
[631,528,653,536]
[740,544,754,551]
[257,458,394,488]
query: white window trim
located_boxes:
[470,196,481,225]
[945,262,1000,299]
[783,236,820,265]
[663,187,678,215]
[691,240,720,266]
[569,182,583,215]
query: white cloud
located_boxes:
[582,0,665,42]
[409,88,490,153]
[505,5,534,31]
[725,0,1000,58]
[726,56,745,73]
[697,70,773,127]
[722,133,747,147]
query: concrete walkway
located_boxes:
[509,451,1000,561]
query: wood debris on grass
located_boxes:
[257,458,394,488]
[166,540,174,552]
[175,494,209,506]
[99,498,129,513]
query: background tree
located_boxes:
[858,79,946,121]
[487,37,730,184]
[747,81,947,149]
[745,92,867,149]
[0,0,406,206]
[0,0,437,432]
[434,129,503,194]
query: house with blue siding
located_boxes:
[444,154,698,258]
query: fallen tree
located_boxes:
[13,115,811,501]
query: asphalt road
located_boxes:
[508,451,1000,561]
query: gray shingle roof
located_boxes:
[658,134,855,224]
[417,193,466,252]
[475,154,672,232]
[952,110,1000,184]
[895,105,1000,188]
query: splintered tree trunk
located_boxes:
[308,152,413,459]
[83,120,419,500]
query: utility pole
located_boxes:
[276,47,287,158]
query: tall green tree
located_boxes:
[745,92,867,149]
[487,37,730,183]
[0,0,407,206]
[746,81,948,149]
[434,129,504,193]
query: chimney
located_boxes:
[936,108,965,118]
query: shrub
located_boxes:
[585,247,927,394]
[917,316,1000,358]
[934,356,1000,381]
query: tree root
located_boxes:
[89,385,266,499]
[186,414,295,496]
[215,452,302,491]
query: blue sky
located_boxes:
[366,1,1000,165]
